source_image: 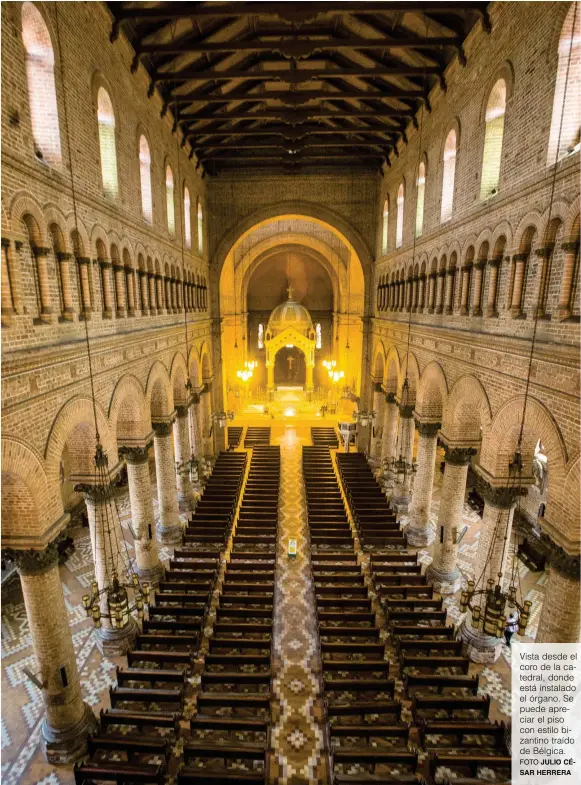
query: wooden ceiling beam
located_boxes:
[154,64,440,82]
[171,86,426,104]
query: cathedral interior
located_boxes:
[1,2,580,785]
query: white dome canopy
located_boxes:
[267,287,313,336]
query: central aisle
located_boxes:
[271,426,326,784]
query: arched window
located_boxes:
[480,79,506,199]
[21,2,61,166]
[184,186,192,248]
[197,199,204,255]
[97,87,118,198]
[441,129,457,223]
[396,183,405,248]
[381,199,389,255]
[138,135,152,222]
[315,323,322,349]
[415,161,426,237]
[258,323,264,349]
[548,4,581,163]
[165,165,175,235]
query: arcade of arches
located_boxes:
[1,2,580,785]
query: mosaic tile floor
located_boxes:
[1,424,547,783]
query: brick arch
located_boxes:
[475,228,493,255]
[372,342,386,382]
[170,352,189,405]
[385,347,401,394]
[1,198,11,234]
[66,213,90,257]
[416,361,448,420]
[188,350,200,387]
[556,456,581,540]
[461,234,478,261]
[480,395,567,480]
[513,211,543,252]
[45,397,116,490]
[44,204,70,250]
[146,361,173,418]
[564,196,580,237]
[441,375,492,446]
[491,220,514,253]
[199,343,212,380]
[2,437,64,547]
[90,223,109,258]
[9,192,47,245]
[108,375,150,445]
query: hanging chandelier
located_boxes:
[387,378,418,483]
[81,444,150,629]
[237,359,257,382]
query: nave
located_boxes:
[2,422,542,785]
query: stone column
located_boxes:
[380,392,399,474]
[1,238,14,324]
[460,483,521,663]
[426,446,475,594]
[77,258,92,319]
[173,405,196,507]
[471,261,485,316]
[33,246,53,320]
[125,269,136,316]
[417,274,426,312]
[557,240,580,321]
[119,445,163,582]
[369,383,384,463]
[79,485,138,655]
[152,420,182,544]
[7,542,98,763]
[56,252,75,321]
[536,549,580,643]
[411,276,418,312]
[99,260,113,318]
[113,264,126,317]
[459,263,471,315]
[155,274,164,312]
[200,390,214,457]
[405,421,440,545]
[139,271,149,315]
[148,273,156,315]
[190,394,203,460]
[406,276,413,311]
[534,246,553,319]
[427,272,436,313]
[391,405,415,513]
[486,258,500,317]
[2,238,23,315]
[435,269,446,314]
[510,252,527,318]
[444,267,455,314]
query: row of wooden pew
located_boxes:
[336,452,407,549]
[243,427,271,447]
[180,443,279,783]
[303,445,354,551]
[311,426,339,448]
[227,426,243,448]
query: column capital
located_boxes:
[461,262,473,271]
[512,252,528,262]
[1,237,11,249]
[474,260,486,271]
[475,474,526,508]
[416,420,441,437]
[56,251,73,261]
[438,269,447,278]
[535,246,553,259]
[561,240,580,253]
[385,391,397,404]
[76,256,91,266]
[3,536,62,576]
[446,266,456,276]
[33,246,51,257]
[99,259,111,269]
[74,482,115,502]
[539,533,581,579]
[152,419,174,437]
[399,404,414,419]
[112,263,125,273]
[118,443,152,464]
[444,445,476,465]
[373,381,384,393]
[428,271,437,279]
[488,256,502,268]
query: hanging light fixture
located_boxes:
[54,4,149,630]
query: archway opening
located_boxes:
[274,345,306,387]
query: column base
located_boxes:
[425,563,463,595]
[95,615,138,657]
[405,520,436,547]
[133,559,164,584]
[178,488,198,510]
[391,491,411,513]
[42,702,98,764]
[156,520,184,545]
[459,620,504,664]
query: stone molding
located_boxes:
[444,445,477,465]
